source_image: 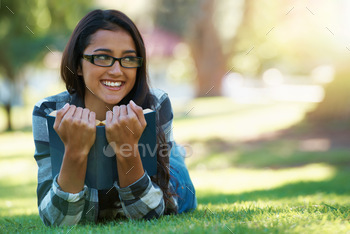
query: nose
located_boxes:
[108,60,122,76]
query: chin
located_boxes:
[102,95,124,106]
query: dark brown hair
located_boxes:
[60,9,174,213]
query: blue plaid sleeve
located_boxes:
[33,92,98,226]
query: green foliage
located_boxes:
[0,0,93,79]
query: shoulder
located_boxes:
[149,88,171,110]
[149,88,173,125]
[33,91,72,117]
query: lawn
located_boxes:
[0,97,349,233]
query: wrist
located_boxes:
[114,143,139,158]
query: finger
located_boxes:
[60,105,77,126]
[89,111,96,126]
[127,104,137,118]
[73,107,83,119]
[119,105,127,117]
[82,108,90,122]
[112,105,120,122]
[130,100,147,127]
[54,103,69,130]
[105,110,113,126]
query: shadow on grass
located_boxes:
[197,168,350,205]
[186,136,350,170]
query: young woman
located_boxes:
[32,9,196,226]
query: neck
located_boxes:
[84,92,113,121]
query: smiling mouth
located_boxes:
[102,80,124,87]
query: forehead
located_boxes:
[86,29,136,52]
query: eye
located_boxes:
[94,55,110,60]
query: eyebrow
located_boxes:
[93,48,137,55]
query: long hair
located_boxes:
[60,9,174,212]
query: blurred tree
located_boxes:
[154,0,226,97]
[0,0,92,131]
[307,66,350,125]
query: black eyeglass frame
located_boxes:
[82,54,143,68]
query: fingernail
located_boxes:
[62,103,69,109]
[130,100,136,106]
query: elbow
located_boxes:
[125,199,165,220]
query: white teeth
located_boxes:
[103,81,122,87]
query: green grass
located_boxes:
[1,97,350,233]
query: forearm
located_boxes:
[58,148,88,193]
[116,145,144,188]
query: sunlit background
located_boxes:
[1,0,349,232]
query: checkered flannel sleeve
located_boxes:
[33,93,98,226]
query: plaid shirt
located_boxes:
[32,89,177,226]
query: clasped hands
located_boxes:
[53,100,147,158]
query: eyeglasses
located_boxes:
[83,54,143,68]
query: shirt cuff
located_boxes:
[114,171,150,201]
[52,174,88,202]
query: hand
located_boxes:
[105,100,147,156]
[53,104,96,156]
